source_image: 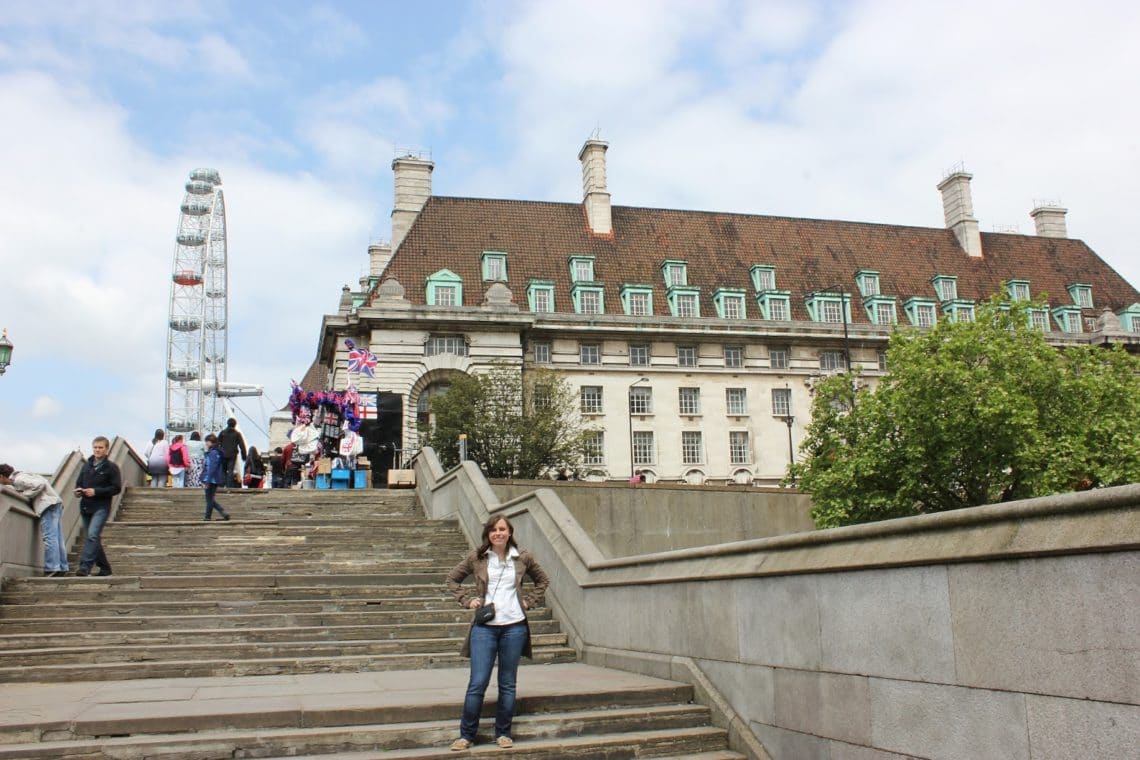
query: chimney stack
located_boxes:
[937,168,983,257]
[368,242,392,279]
[390,153,434,251]
[1030,202,1068,238]
[578,138,612,236]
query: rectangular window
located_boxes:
[875,302,895,325]
[434,285,457,307]
[726,388,747,416]
[681,431,703,465]
[1008,281,1031,301]
[573,258,594,282]
[583,431,604,465]
[820,350,846,372]
[483,254,506,282]
[768,298,789,320]
[1077,289,1092,308]
[532,341,551,364]
[532,288,552,313]
[676,293,698,318]
[729,431,750,465]
[878,351,888,372]
[533,384,552,410]
[632,431,655,466]
[914,304,936,327]
[677,345,697,367]
[857,272,880,297]
[770,348,789,369]
[1030,310,1049,331]
[678,387,701,415]
[425,334,467,356]
[666,263,686,286]
[724,345,744,368]
[956,305,975,322]
[580,343,600,365]
[771,387,791,417]
[629,291,651,316]
[580,290,601,314]
[821,300,844,323]
[580,386,603,415]
[935,278,957,301]
[723,296,745,319]
[754,268,775,291]
[629,386,653,415]
[629,343,650,366]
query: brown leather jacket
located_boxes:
[446,547,550,658]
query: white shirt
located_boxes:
[485,546,525,625]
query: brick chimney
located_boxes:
[937,168,983,257]
[390,153,434,251]
[1030,202,1068,238]
[578,138,612,236]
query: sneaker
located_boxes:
[450,737,472,751]
[75,570,90,577]
[496,736,513,749]
[221,513,231,521]
[94,570,113,577]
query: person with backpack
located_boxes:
[167,434,189,488]
[244,447,266,489]
[143,429,169,488]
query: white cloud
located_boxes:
[197,33,254,81]
[31,396,63,418]
[306,5,367,57]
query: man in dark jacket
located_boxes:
[216,418,247,488]
[74,436,121,577]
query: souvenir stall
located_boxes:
[287,384,371,489]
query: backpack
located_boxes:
[170,447,185,467]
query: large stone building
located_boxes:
[313,139,1140,486]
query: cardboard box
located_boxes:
[316,459,332,475]
[387,469,416,488]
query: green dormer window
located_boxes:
[751,265,776,292]
[1007,279,1031,302]
[805,292,851,324]
[756,291,791,320]
[855,270,880,297]
[931,275,957,302]
[426,269,463,307]
[482,251,508,282]
[668,288,700,318]
[569,256,595,283]
[620,285,654,316]
[572,285,605,315]
[942,300,975,323]
[1119,304,1140,333]
[904,297,937,327]
[863,297,897,325]
[1068,283,1093,309]
[1052,305,1083,333]
[527,280,554,313]
[713,288,747,319]
[1028,308,1050,331]
[661,260,688,287]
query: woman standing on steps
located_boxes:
[445,515,549,751]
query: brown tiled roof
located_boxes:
[374,197,1140,322]
[297,358,328,392]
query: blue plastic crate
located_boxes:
[331,468,351,481]
[315,474,331,490]
[331,478,349,490]
[353,470,369,489]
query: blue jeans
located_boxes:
[78,508,111,574]
[203,484,227,519]
[460,622,528,741]
[40,503,69,572]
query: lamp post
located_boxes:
[809,285,852,372]
[628,376,649,480]
[0,329,12,376]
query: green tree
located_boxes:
[789,298,1140,528]
[423,363,593,478]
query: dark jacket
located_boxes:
[217,427,247,460]
[75,456,122,515]
[446,548,549,659]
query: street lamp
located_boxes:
[0,329,12,376]
[628,376,649,480]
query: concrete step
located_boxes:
[2,583,461,604]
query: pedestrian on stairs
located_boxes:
[74,436,121,577]
[200,434,231,522]
[446,515,549,751]
[0,463,70,576]
[216,418,247,489]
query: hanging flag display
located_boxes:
[357,392,378,420]
[345,338,378,377]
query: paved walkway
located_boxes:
[0,663,686,740]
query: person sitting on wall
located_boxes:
[0,463,69,577]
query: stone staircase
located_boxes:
[0,487,746,759]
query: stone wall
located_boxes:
[491,480,813,556]
[418,449,1140,760]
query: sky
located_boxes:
[2,0,1139,473]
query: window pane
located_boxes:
[678,346,697,366]
[583,431,604,465]
[681,431,703,465]
[574,260,593,281]
[580,386,603,414]
[435,286,456,306]
[821,300,843,323]
[723,296,744,319]
[426,335,466,356]
[677,294,697,317]
[729,431,750,465]
[533,342,551,364]
[532,288,552,313]
[756,269,774,290]
[724,346,743,368]
[485,257,504,281]
[820,351,845,371]
[726,388,747,415]
[580,290,601,314]
[668,265,686,286]
[629,291,650,316]
[678,387,701,415]
[632,431,655,465]
[629,343,649,366]
[770,348,788,369]
[630,387,653,415]
[915,305,935,327]
[580,343,600,364]
[772,388,791,416]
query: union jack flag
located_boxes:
[345,339,378,377]
[357,393,378,420]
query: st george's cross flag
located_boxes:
[356,393,378,420]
